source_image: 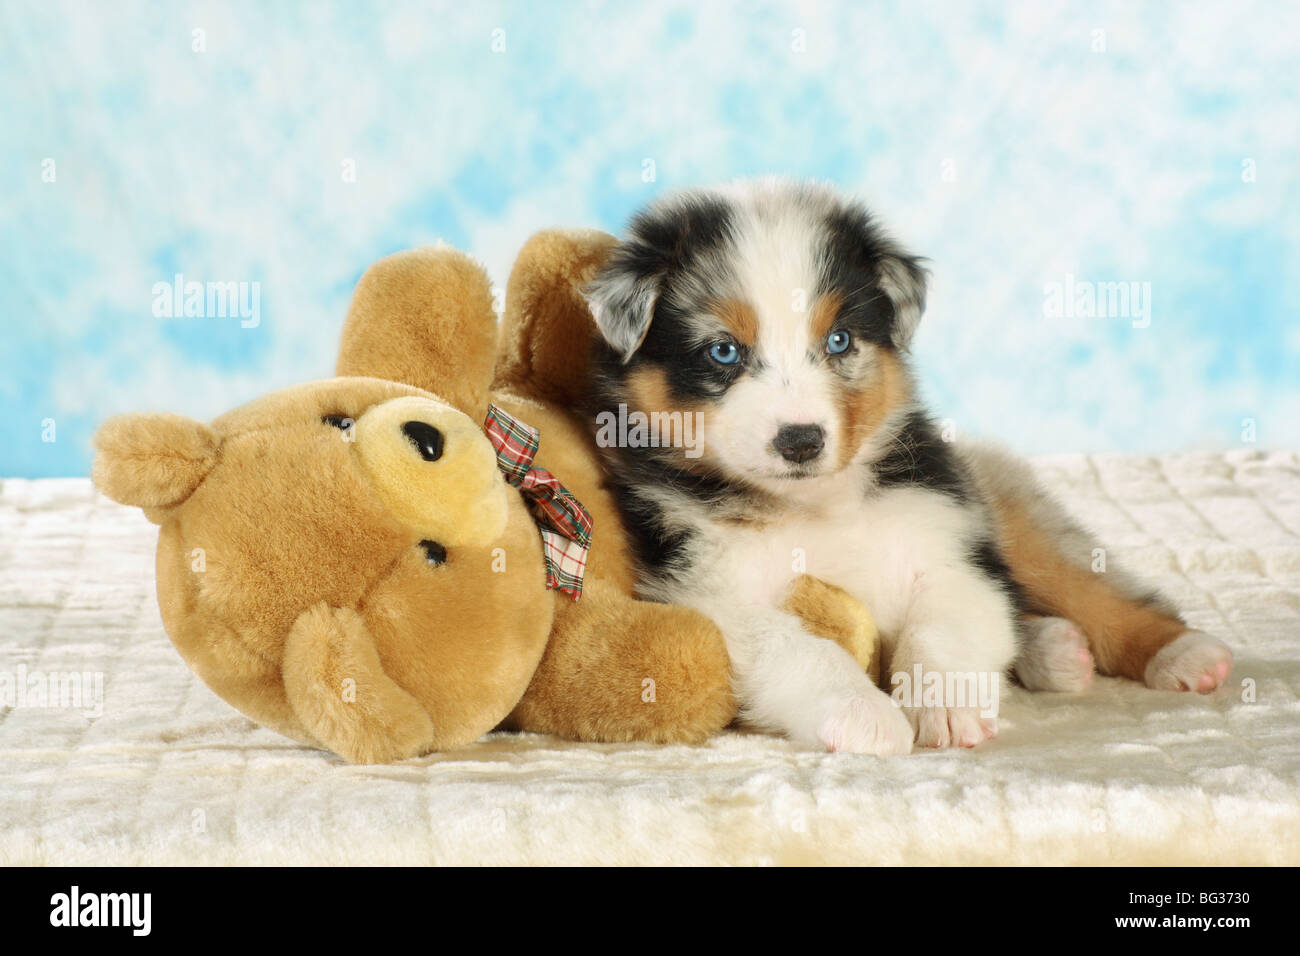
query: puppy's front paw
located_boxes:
[818,693,913,755]
[906,705,997,749]
[1017,617,1094,693]
[1144,630,1233,693]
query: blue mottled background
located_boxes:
[3,0,1296,476]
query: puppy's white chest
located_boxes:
[690,485,977,637]
[695,519,819,604]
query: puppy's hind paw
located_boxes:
[1017,617,1094,693]
[1144,630,1233,693]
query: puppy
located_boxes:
[584,179,1233,754]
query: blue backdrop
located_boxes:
[3,0,1296,476]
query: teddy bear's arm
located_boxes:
[781,575,881,684]
[283,603,436,764]
[504,577,736,744]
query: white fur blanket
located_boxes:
[2,450,1298,865]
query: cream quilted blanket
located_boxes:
[2,451,1298,866]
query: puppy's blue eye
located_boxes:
[826,330,852,355]
[708,342,741,365]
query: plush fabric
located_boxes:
[2,449,1297,865]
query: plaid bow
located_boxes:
[484,403,593,599]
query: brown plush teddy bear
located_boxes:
[92,238,877,763]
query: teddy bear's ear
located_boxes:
[92,413,218,513]
[337,246,497,421]
[494,229,619,408]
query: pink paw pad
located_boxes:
[1195,657,1233,693]
[1144,631,1233,694]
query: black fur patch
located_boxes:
[624,194,735,274]
[871,411,970,501]
[596,194,743,403]
[597,451,757,581]
[616,490,695,580]
[969,538,1029,616]
[817,206,905,350]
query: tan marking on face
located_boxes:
[624,366,717,468]
[626,366,679,417]
[711,299,759,348]
[808,291,845,344]
[989,498,1187,682]
[834,348,907,468]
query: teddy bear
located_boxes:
[91,237,878,763]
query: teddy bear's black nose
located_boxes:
[401,421,444,462]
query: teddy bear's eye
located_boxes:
[420,540,447,566]
[322,414,354,430]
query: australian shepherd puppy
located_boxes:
[584,179,1233,754]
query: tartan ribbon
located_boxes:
[484,403,593,599]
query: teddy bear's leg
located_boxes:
[504,578,736,744]
[493,228,618,408]
[283,603,436,763]
[781,574,880,684]
[337,246,498,420]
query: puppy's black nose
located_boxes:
[773,423,825,464]
[401,421,445,462]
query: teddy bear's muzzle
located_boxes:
[351,395,509,549]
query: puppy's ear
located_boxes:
[583,244,660,363]
[92,413,218,514]
[878,253,929,351]
[826,199,929,351]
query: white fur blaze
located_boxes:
[1144,631,1233,693]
